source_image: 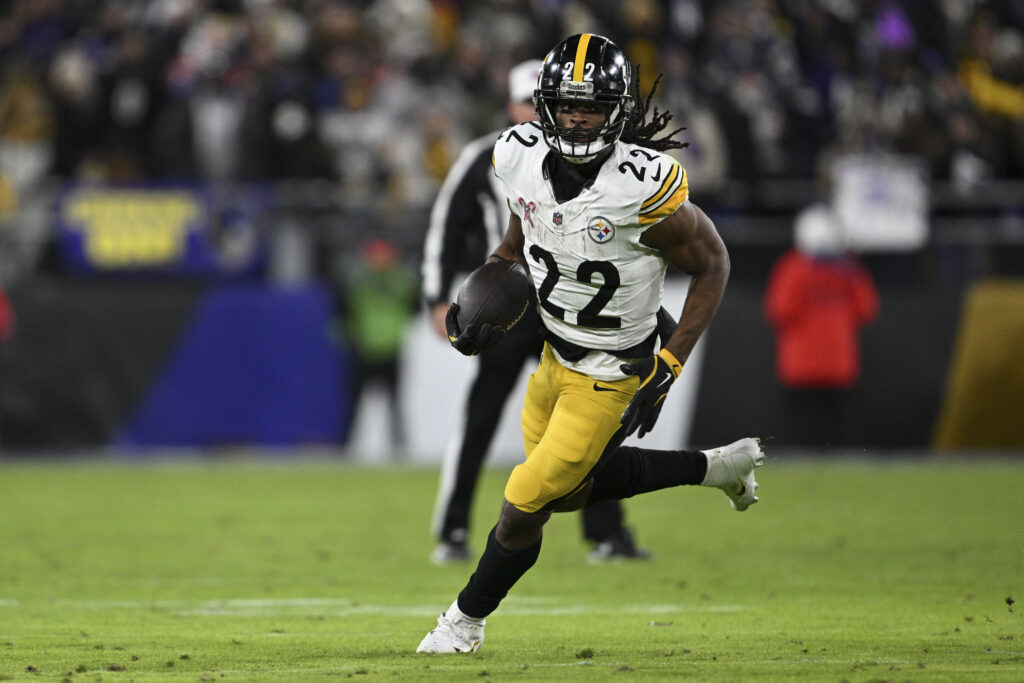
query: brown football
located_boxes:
[455,260,534,332]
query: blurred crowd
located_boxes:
[0,0,1023,248]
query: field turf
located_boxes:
[1,454,1022,681]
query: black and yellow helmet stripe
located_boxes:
[572,33,592,81]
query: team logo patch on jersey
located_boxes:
[553,211,562,225]
[587,216,615,244]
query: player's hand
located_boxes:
[444,303,505,356]
[619,348,683,438]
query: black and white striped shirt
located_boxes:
[421,131,510,306]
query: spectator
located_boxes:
[656,44,730,203]
[764,200,879,444]
[0,62,54,195]
[0,0,1021,288]
[0,0,1022,195]
[47,47,101,178]
[97,27,168,179]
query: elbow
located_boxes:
[714,245,731,285]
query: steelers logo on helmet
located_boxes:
[535,33,634,164]
[587,216,616,244]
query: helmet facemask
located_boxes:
[535,93,633,163]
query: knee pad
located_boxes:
[504,463,545,513]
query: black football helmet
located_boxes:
[534,33,634,163]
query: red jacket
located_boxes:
[764,250,878,388]
[0,285,13,341]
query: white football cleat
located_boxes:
[416,609,485,653]
[701,437,765,511]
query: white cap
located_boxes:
[508,59,543,103]
[795,204,844,256]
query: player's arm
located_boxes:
[489,211,527,272]
[620,201,729,438]
[639,200,730,367]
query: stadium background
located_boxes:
[0,0,1022,458]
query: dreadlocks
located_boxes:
[620,65,688,152]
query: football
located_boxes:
[455,260,533,332]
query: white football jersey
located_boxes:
[492,122,690,380]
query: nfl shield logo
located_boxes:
[553,212,562,225]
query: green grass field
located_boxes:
[1,454,1022,681]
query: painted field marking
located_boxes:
[40,597,749,618]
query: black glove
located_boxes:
[619,348,682,438]
[444,303,505,356]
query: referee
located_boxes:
[421,60,649,564]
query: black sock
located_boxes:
[588,447,707,503]
[457,525,541,619]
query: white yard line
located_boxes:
[28,597,748,617]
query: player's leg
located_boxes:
[586,445,709,500]
[449,353,627,594]
[582,438,766,511]
[419,346,554,653]
[431,318,537,562]
[418,502,548,653]
[418,354,766,653]
[540,365,765,513]
[419,344,624,653]
[454,349,633,604]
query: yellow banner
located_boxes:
[61,189,202,268]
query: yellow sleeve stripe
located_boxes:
[637,170,689,226]
[640,163,680,212]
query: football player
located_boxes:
[422,59,650,565]
[418,34,765,653]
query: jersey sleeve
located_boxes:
[491,124,540,219]
[491,159,521,220]
[490,130,515,218]
[637,160,689,227]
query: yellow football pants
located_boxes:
[505,343,638,513]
